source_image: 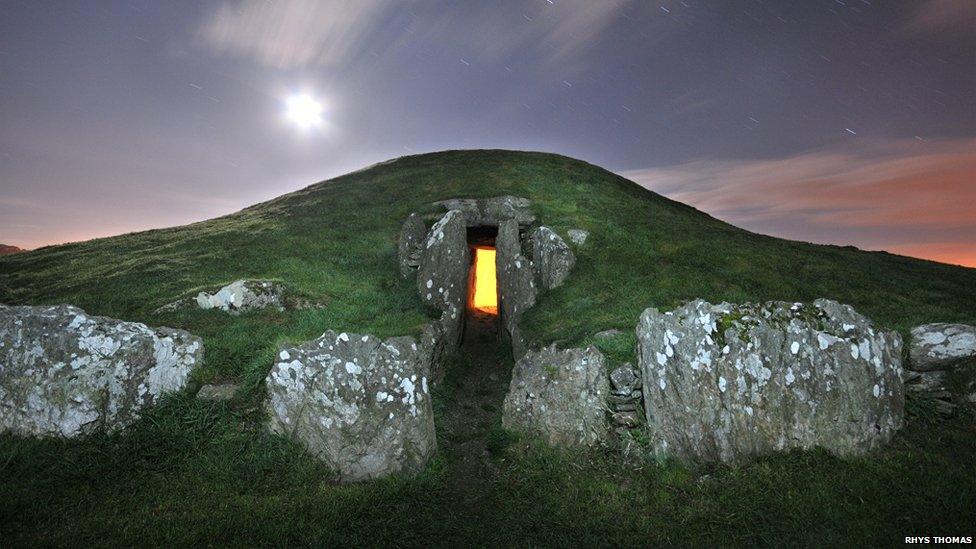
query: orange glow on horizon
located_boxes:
[471,247,498,314]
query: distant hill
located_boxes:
[1,149,974,545]
[0,244,23,256]
[1,149,973,370]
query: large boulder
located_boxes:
[637,299,903,463]
[527,226,575,290]
[496,220,537,359]
[909,323,976,372]
[194,279,286,314]
[502,345,608,447]
[266,330,436,482]
[397,213,427,277]
[416,210,470,347]
[0,304,202,437]
[432,195,534,227]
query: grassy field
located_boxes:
[1,150,974,545]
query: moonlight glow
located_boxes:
[285,94,323,129]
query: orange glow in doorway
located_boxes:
[471,247,498,314]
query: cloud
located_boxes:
[195,0,631,69]
[197,0,396,68]
[621,138,976,267]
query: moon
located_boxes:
[285,93,323,129]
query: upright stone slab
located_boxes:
[502,345,608,447]
[0,304,202,437]
[527,226,575,290]
[397,213,427,277]
[266,330,436,482]
[637,299,904,463]
[416,210,469,348]
[496,219,537,359]
[418,319,448,384]
[909,323,976,371]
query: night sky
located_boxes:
[1,1,973,265]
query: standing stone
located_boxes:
[432,195,535,227]
[908,323,976,371]
[266,330,435,482]
[397,213,427,277]
[502,345,608,447]
[418,319,448,384]
[637,299,904,464]
[496,219,537,359]
[0,304,202,438]
[527,226,576,290]
[416,210,470,348]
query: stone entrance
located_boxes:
[466,225,499,317]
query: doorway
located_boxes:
[464,226,499,345]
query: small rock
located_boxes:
[909,323,976,371]
[964,382,976,405]
[195,279,286,314]
[934,398,957,416]
[613,402,638,413]
[904,370,948,394]
[612,411,640,428]
[610,363,638,395]
[567,229,589,246]
[197,382,239,401]
[607,393,638,405]
[595,329,624,339]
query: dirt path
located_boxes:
[439,309,510,479]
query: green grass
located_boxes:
[1,149,975,545]
[1,392,972,546]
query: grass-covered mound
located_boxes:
[1,150,974,544]
[2,150,973,374]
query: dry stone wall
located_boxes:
[905,323,976,414]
